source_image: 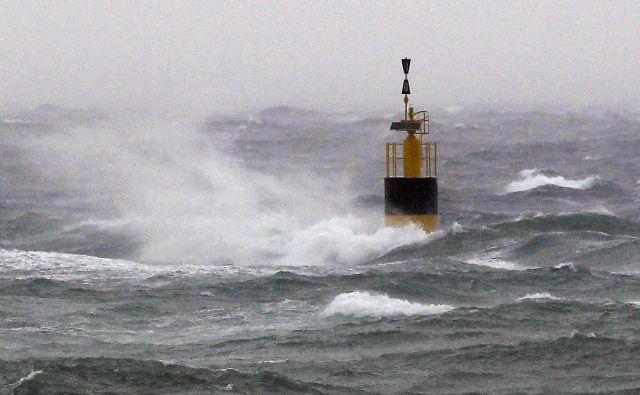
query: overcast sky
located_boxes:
[1,1,639,114]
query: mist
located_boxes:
[3,114,429,266]
[2,1,639,114]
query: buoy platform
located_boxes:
[384,58,439,232]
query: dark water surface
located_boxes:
[1,106,640,394]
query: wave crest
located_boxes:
[518,292,561,301]
[505,169,600,193]
[322,291,454,317]
[279,218,431,266]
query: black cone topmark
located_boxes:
[402,58,411,75]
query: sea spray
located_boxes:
[3,108,640,393]
[11,116,426,267]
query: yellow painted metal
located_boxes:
[426,142,431,177]
[385,214,439,232]
[404,95,409,119]
[393,143,398,177]
[403,133,422,178]
[434,142,437,177]
[387,141,439,178]
[386,143,390,177]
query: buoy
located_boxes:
[385,58,439,232]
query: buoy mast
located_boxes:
[385,58,439,231]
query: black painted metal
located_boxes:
[402,58,411,75]
[402,78,411,95]
[384,177,438,215]
[389,120,421,131]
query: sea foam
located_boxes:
[465,256,525,271]
[278,218,431,266]
[0,248,274,281]
[322,291,454,317]
[505,169,600,193]
[6,369,43,390]
[518,292,561,301]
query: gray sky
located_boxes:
[2,0,639,114]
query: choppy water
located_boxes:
[1,105,640,394]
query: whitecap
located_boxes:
[278,217,434,266]
[518,292,561,301]
[258,359,288,364]
[570,329,596,338]
[0,248,272,281]
[6,370,43,389]
[585,206,615,216]
[554,262,578,272]
[504,169,600,193]
[451,221,464,234]
[321,291,453,317]
[515,211,544,221]
[465,256,524,271]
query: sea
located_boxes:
[1,104,640,394]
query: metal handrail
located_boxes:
[413,110,430,135]
[386,141,437,178]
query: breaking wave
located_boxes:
[505,169,600,193]
[518,292,562,301]
[0,357,328,394]
[2,369,43,392]
[2,116,430,268]
[321,291,454,317]
[278,218,430,266]
[0,248,277,281]
[464,255,526,271]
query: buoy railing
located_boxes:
[386,141,437,178]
